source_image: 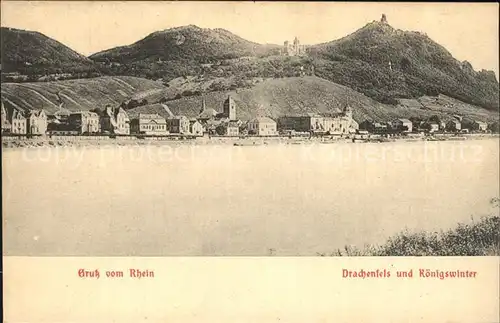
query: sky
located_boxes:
[1,1,499,77]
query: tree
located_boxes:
[428,115,441,124]
[489,121,499,133]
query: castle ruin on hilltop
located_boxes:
[281,37,306,56]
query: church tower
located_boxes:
[223,95,236,120]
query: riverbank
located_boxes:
[330,212,500,257]
[2,133,498,149]
[332,197,500,256]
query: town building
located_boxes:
[439,120,447,131]
[197,96,242,135]
[27,109,48,135]
[226,121,240,136]
[278,113,324,133]
[47,109,71,134]
[198,108,218,121]
[1,101,12,134]
[130,113,168,135]
[189,119,204,136]
[282,37,306,56]
[11,109,27,134]
[68,111,100,134]
[126,103,174,121]
[473,120,488,132]
[216,120,240,136]
[49,104,71,124]
[197,98,218,121]
[97,105,130,135]
[278,105,358,135]
[47,123,80,135]
[390,118,413,133]
[359,120,389,133]
[424,122,439,133]
[322,106,359,134]
[248,117,277,136]
[167,116,190,134]
[322,116,359,134]
[203,119,224,135]
[446,120,461,132]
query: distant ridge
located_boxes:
[2,20,499,114]
[89,25,280,63]
[1,27,96,76]
[1,76,165,114]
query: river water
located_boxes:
[2,139,499,256]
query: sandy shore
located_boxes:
[2,133,498,149]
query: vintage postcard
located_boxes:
[2,1,499,322]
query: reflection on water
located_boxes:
[2,139,499,256]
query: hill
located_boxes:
[307,19,499,111]
[126,76,499,123]
[1,76,165,114]
[3,21,498,118]
[90,21,499,111]
[2,74,496,124]
[89,25,280,80]
[0,27,99,79]
[90,25,279,63]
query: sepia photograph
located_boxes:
[1,1,499,258]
